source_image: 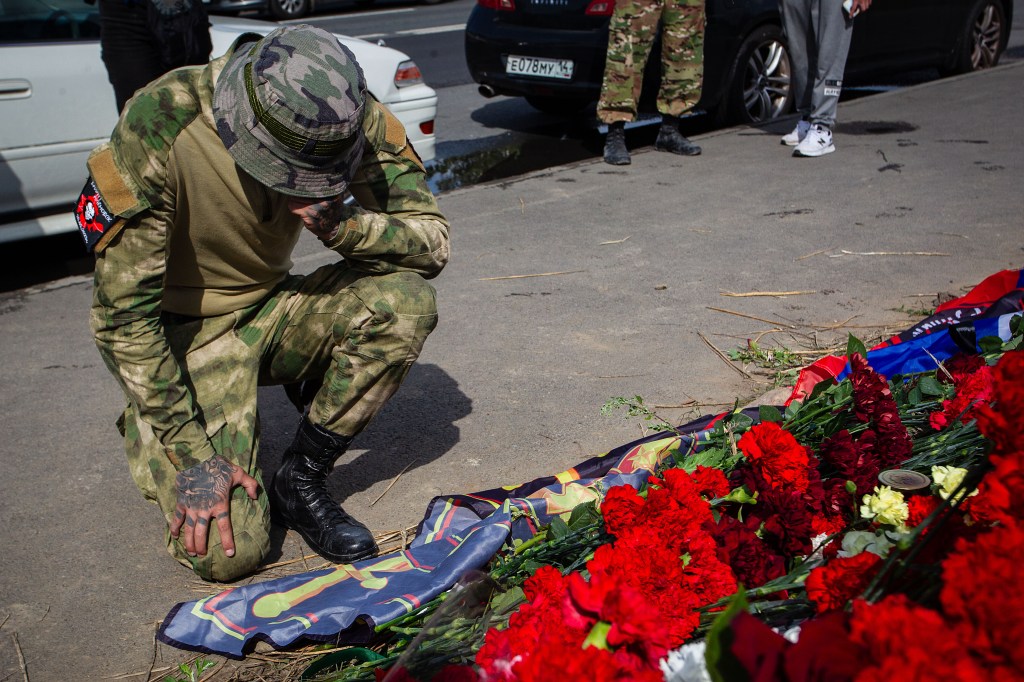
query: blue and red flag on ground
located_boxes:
[786,268,1024,403]
[159,269,1023,657]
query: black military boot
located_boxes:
[603,122,631,165]
[271,419,378,563]
[655,115,702,156]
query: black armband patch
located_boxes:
[75,177,121,253]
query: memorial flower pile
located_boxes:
[704,348,1024,682]
[315,316,1022,682]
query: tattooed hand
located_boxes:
[287,195,348,241]
[170,455,259,559]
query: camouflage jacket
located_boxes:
[89,45,449,470]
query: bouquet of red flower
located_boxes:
[312,316,1022,682]
[704,347,1024,682]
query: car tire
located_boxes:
[719,25,792,125]
[944,0,1006,75]
[524,95,592,117]
[269,0,309,20]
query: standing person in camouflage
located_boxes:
[597,0,705,165]
[78,25,450,582]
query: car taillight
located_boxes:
[477,0,514,10]
[420,120,434,135]
[584,0,612,14]
[394,60,423,88]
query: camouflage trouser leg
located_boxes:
[121,263,437,581]
[258,265,438,438]
[596,0,663,124]
[658,0,704,116]
[120,308,270,582]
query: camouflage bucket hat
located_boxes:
[213,24,368,198]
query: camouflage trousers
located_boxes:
[596,0,705,123]
[119,263,438,581]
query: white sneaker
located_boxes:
[793,124,836,157]
[781,119,811,146]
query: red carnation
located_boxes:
[849,595,989,682]
[805,552,881,613]
[847,354,913,470]
[849,353,893,422]
[975,350,1024,453]
[738,421,812,492]
[929,359,993,429]
[905,493,940,528]
[711,515,786,589]
[476,566,590,681]
[688,465,731,500]
[941,521,1024,671]
[754,486,816,558]
[818,430,880,496]
[970,450,1024,527]
[600,484,644,538]
[376,667,418,682]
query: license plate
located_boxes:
[505,55,574,80]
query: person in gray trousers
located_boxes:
[779,0,872,157]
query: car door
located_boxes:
[848,0,958,73]
[0,0,117,221]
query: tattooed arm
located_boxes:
[169,455,259,558]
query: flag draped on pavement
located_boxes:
[159,269,1023,657]
[159,413,726,656]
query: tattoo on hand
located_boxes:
[300,198,346,240]
[175,455,234,512]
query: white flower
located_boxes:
[661,641,711,682]
[860,485,909,527]
[931,465,978,502]
[839,530,894,558]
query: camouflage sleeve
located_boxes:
[90,156,217,472]
[323,104,450,278]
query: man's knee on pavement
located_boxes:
[168,498,271,582]
[172,525,270,582]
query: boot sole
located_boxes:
[290,521,379,564]
[793,144,836,157]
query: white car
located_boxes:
[0,4,438,243]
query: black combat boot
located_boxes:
[655,115,702,156]
[271,419,378,563]
[603,122,631,165]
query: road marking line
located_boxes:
[355,23,465,40]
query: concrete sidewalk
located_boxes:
[1,62,1021,681]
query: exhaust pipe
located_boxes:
[478,84,497,98]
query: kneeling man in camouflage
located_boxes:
[82,25,449,581]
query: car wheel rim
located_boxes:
[278,0,303,14]
[970,4,1002,69]
[743,40,791,122]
